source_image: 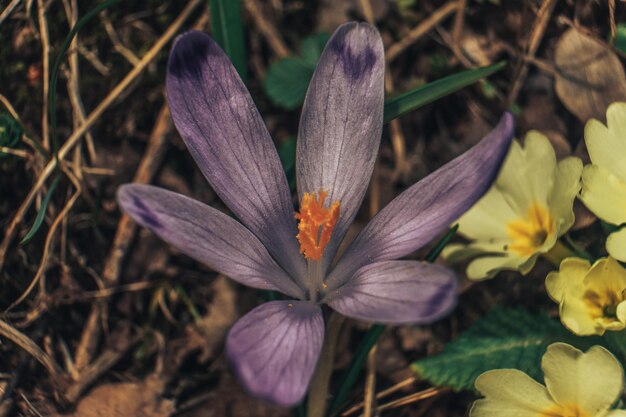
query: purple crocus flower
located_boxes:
[117,22,514,406]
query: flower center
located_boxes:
[583,288,625,323]
[506,202,554,256]
[539,404,590,417]
[295,191,340,261]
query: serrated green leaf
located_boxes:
[210,0,247,82]
[383,61,506,123]
[411,308,572,391]
[263,34,329,110]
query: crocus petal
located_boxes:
[327,113,514,289]
[166,31,305,283]
[226,301,324,406]
[117,185,304,299]
[324,261,457,324]
[471,369,555,417]
[542,343,623,415]
[296,22,384,264]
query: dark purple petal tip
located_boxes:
[226,301,324,406]
[330,22,379,82]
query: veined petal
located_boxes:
[117,185,304,299]
[296,22,384,265]
[585,102,626,182]
[542,343,623,415]
[324,261,457,324]
[607,228,626,262]
[471,369,555,417]
[166,31,305,283]
[226,301,324,406]
[327,113,514,289]
[580,164,626,226]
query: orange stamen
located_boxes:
[295,191,340,261]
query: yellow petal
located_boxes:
[471,369,555,417]
[585,256,626,295]
[580,164,626,225]
[545,257,590,303]
[466,253,530,281]
[548,157,583,236]
[585,102,626,182]
[456,187,517,241]
[495,133,556,215]
[607,411,626,417]
[607,228,626,262]
[542,343,623,415]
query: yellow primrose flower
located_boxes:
[444,131,582,280]
[546,257,626,336]
[471,343,626,417]
[580,102,626,262]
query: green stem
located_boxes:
[307,312,345,417]
[542,240,576,267]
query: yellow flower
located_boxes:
[471,343,626,417]
[546,257,626,336]
[444,131,582,280]
[580,102,626,262]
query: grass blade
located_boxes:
[20,174,61,244]
[383,61,506,123]
[210,0,247,82]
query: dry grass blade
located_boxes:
[341,376,418,416]
[0,0,203,272]
[362,344,377,417]
[36,0,50,151]
[0,0,22,27]
[0,319,61,376]
[386,1,458,61]
[244,0,291,58]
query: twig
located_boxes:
[102,105,172,287]
[609,0,616,41]
[386,1,458,61]
[0,94,21,122]
[0,0,22,27]
[101,10,141,66]
[0,0,203,272]
[0,319,61,376]
[341,376,417,416]
[385,72,408,182]
[36,0,50,150]
[77,44,110,76]
[63,332,141,404]
[243,0,291,58]
[362,344,377,417]
[376,387,445,413]
[62,0,97,163]
[451,0,466,42]
[358,0,375,24]
[0,147,28,158]
[507,0,558,105]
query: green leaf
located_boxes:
[20,174,62,245]
[0,112,23,157]
[264,34,329,110]
[383,61,506,123]
[210,0,247,82]
[613,23,626,53]
[411,308,572,391]
[278,136,297,190]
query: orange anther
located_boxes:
[295,191,340,261]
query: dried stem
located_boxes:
[0,0,203,272]
[386,1,458,61]
[307,312,345,417]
